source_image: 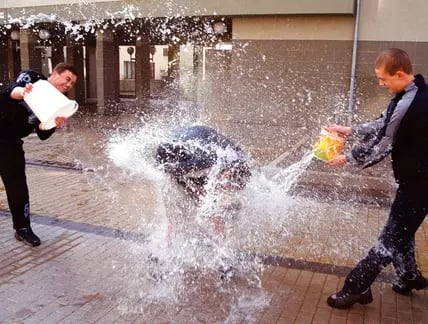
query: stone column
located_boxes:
[65,39,85,104]
[19,29,42,73]
[192,44,204,104]
[8,39,21,81]
[0,41,8,85]
[95,28,120,114]
[135,34,151,107]
[51,43,65,68]
[85,44,97,105]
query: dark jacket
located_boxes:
[392,74,428,183]
[0,70,55,144]
[156,125,248,177]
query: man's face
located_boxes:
[216,167,248,191]
[375,66,406,94]
[217,169,239,191]
[49,70,77,94]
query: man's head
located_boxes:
[216,160,251,191]
[374,48,414,94]
[48,63,78,94]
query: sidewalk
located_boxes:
[0,116,427,323]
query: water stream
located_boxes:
[107,122,315,316]
[2,0,369,319]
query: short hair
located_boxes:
[53,63,79,78]
[374,48,413,75]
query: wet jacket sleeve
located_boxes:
[346,136,393,167]
[351,117,384,139]
[36,124,56,140]
[346,84,417,167]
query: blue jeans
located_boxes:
[344,182,428,293]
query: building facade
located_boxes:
[1,0,428,163]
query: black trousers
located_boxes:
[0,142,31,230]
[344,182,428,293]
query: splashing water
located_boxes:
[2,0,374,319]
[224,290,272,324]
[267,151,315,193]
[2,0,222,44]
[106,121,317,315]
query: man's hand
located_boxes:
[326,124,352,137]
[54,116,68,129]
[327,154,347,167]
[10,84,33,100]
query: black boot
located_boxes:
[327,287,373,309]
[392,270,428,295]
[15,227,41,247]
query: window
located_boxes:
[124,61,135,79]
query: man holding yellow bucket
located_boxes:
[322,48,428,309]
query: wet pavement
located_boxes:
[0,113,427,323]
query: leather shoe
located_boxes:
[327,288,373,309]
[392,271,428,295]
[15,227,41,247]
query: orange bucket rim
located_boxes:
[321,127,346,140]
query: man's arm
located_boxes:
[328,86,417,168]
[8,70,45,100]
[10,86,27,100]
[36,125,55,140]
[328,116,385,138]
[327,128,392,168]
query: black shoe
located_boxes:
[15,227,41,247]
[392,271,428,295]
[327,288,373,309]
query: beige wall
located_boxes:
[3,0,81,6]
[359,0,428,41]
[233,0,428,43]
[233,16,354,41]
[2,0,354,15]
[3,0,428,43]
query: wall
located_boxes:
[233,16,354,41]
[358,0,428,42]
[203,16,356,162]
[1,0,354,16]
[200,0,428,166]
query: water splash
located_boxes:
[2,0,222,44]
[1,0,373,320]
[225,290,272,324]
[105,121,317,315]
[267,151,314,193]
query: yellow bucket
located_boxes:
[312,127,345,161]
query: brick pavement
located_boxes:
[0,118,427,323]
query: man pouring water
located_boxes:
[322,48,428,309]
[0,63,78,247]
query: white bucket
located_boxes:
[23,79,78,130]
